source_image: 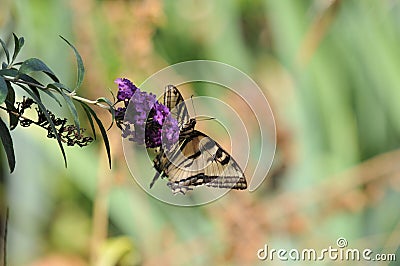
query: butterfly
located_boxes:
[150,85,247,194]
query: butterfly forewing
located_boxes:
[163,85,190,128]
[152,85,247,194]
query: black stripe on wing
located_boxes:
[167,173,247,195]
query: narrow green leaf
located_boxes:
[61,92,80,133]
[0,76,7,104]
[96,97,115,129]
[0,37,10,64]
[96,97,114,107]
[80,102,111,168]
[18,58,59,82]
[11,34,24,64]
[18,37,25,51]
[11,33,19,63]
[108,89,117,106]
[42,88,62,107]
[51,82,72,93]
[14,74,60,105]
[47,83,79,129]
[17,84,67,167]
[28,85,41,101]
[81,103,97,139]
[0,117,15,172]
[60,36,84,90]
[5,82,18,130]
[19,73,44,88]
[0,68,19,78]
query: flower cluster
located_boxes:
[114,78,179,150]
[12,97,93,147]
[116,78,139,102]
[161,115,180,150]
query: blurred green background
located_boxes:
[1,0,400,265]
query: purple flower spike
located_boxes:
[114,78,180,150]
[115,78,138,102]
[161,115,180,150]
[115,107,126,119]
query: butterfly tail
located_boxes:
[150,171,160,188]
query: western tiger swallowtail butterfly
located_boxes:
[150,85,247,194]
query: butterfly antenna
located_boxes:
[190,94,216,121]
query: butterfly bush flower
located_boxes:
[115,78,138,102]
[114,78,179,150]
[161,115,180,150]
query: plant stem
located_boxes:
[0,105,35,124]
[69,94,110,109]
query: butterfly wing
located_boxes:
[163,85,190,128]
[150,85,190,188]
[151,85,247,194]
[153,130,247,194]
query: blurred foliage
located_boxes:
[1,0,400,265]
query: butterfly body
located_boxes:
[151,86,247,194]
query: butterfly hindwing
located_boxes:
[166,130,247,193]
[152,85,247,194]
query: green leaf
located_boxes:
[45,94,62,107]
[5,82,18,130]
[11,33,24,64]
[28,85,41,101]
[19,73,44,88]
[81,104,96,139]
[18,58,59,82]
[80,101,111,168]
[0,37,10,64]
[41,86,62,107]
[60,36,84,90]
[96,97,115,129]
[96,97,114,107]
[61,92,80,133]
[0,70,60,106]
[0,76,7,104]
[51,82,72,93]
[0,117,15,173]
[47,84,80,126]
[0,68,19,78]
[18,84,67,167]
[108,89,116,103]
